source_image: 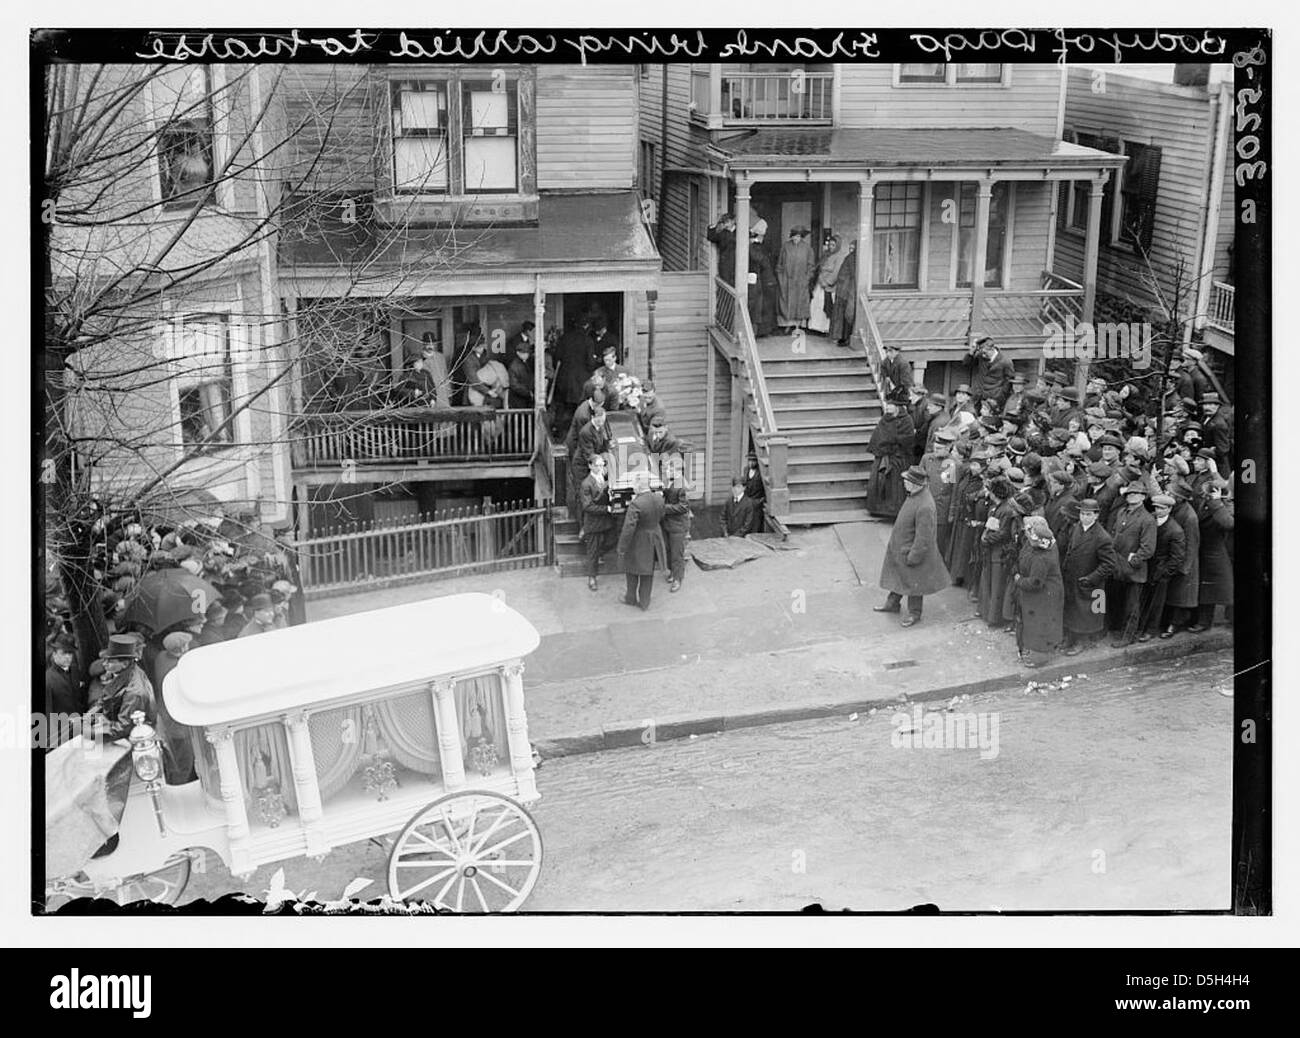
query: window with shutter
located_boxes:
[1119,142,1161,252]
[1070,132,1121,241]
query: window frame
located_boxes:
[145,65,233,213]
[953,181,1015,290]
[1117,140,1161,253]
[894,64,1011,88]
[384,69,534,203]
[390,79,451,196]
[870,182,926,291]
[165,312,240,457]
[1063,129,1123,244]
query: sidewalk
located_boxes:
[306,525,1233,754]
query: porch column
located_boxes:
[856,179,874,310]
[709,64,723,125]
[533,278,545,418]
[1077,174,1107,397]
[733,178,751,296]
[968,179,994,344]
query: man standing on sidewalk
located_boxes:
[1105,483,1157,647]
[874,465,950,628]
[1060,498,1117,656]
[580,455,618,592]
[617,471,667,611]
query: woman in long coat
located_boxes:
[1191,483,1233,630]
[1162,487,1201,635]
[747,235,780,338]
[809,236,844,334]
[1013,516,1065,667]
[866,398,915,519]
[776,229,814,329]
[829,242,858,346]
[978,477,1017,628]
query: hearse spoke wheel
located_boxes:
[387,791,542,912]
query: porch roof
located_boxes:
[712,127,1127,174]
[280,191,660,293]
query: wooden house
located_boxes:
[1052,64,1235,374]
[640,62,1121,524]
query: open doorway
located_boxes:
[562,292,625,363]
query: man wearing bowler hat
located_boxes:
[874,464,950,628]
[968,335,1015,409]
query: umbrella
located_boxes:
[121,569,220,634]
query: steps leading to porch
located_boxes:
[757,334,883,523]
[552,507,627,578]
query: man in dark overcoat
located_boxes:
[580,455,618,592]
[1105,483,1158,646]
[1161,482,1201,636]
[617,472,668,611]
[873,465,950,628]
[1190,478,1234,630]
[1136,494,1186,641]
[1060,498,1118,655]
[721,478,755,538]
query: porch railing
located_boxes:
[1207,281,1235,334]
[713,275,788,518]
[720,71,834,123]
[857,292,887,404]
[291,407,536,469]
[294,500,549,598]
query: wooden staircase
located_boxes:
[756,333,883,525]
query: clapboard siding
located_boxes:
[283,65,379,193]
[631,271,721,499]
[637,64,703,272]
[838,65,1062,136]
[1212,124,1235,279]
[536,66,636,189]
[1053,69,1224,318]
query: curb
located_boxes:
[529,629,1233,761]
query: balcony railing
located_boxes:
[721,71,833,123]
[1207,281,1235,334]
[291,407,536,470]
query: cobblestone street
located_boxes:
[181,648,1233,912]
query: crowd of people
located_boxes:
[43,503,304,767]
[708,215,860,345]
[872,335,1235,669]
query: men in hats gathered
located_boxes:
[1190,475,1234,631]
[1200,392,1233,477]
[85,634,155,742]
[1060,498,1118,655]
[967,336,1015,409]
[776,226,814,331]
[1013,514,1064,666]
[1104,482,1158,646]
[1161,483,1201,637]
[721,477,756,538]
[882,342,914,401]
[579,454,618,592]
[239,593,278,638]
[866,392,917,519]
[617,471,668,611]
[1136,494,1186,642]
[742,452,767,534]
[874,465,950,627]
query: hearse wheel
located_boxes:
[387,790,543,912]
